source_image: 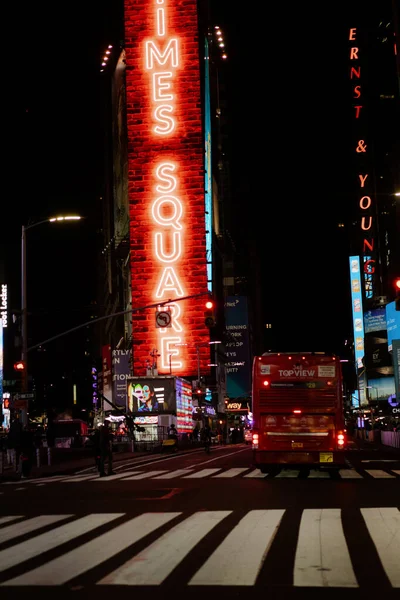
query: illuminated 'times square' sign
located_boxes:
[124,0,210,376]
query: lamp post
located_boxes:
[21,215,82,393]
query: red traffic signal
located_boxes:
[204,298,216,328]
[14,361,25,371]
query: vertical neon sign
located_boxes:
[125,0,210,376]
[348,27,376,300]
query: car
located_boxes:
[244,429,252,444]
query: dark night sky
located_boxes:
[2,1,384,384]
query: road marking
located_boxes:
[276,470,299,478]
[308,470,330,478]
[183,469,221,479]
[294,508,358,587]
[365,469,396,479]
[0,515,72,545]
[361,508,400,588]
[212,468,250,478]
[1,475,68,485]
[243,469,266,478]
[60,474,100,482]
[392,470,400,476]
[153,469,193,479]
[98,511,231,586]
[189,509,284,586]
[0,516,23,526]
[1,512,180,586]
[361,458,399,462]
[92,471,144,481]
[339,470,363,479]
[0,514,123,573]
[193,447,249,468]
[123,471,168,480]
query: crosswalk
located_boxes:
[0,508,398,587]
[2,465,400,484]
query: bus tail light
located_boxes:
[252,432,259,448]
[337,431,345,448]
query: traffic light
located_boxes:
[14,361,25,371]
[394,277,400,311]
[204,297,216,328]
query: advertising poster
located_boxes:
[364,308,386,334]
[392,340,400,402]
[225,296,252,400]
[112,349,131,409]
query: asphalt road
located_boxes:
[0,443,399,599]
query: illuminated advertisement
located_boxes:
[128,377,176,413]
[1,284,7,328]
[225,296,252,400]
[386,300,400,352]
[204,37,212,293]
[349,256,365,368]
[128,376,192,430]
[0,319,3,405]
[364,308,386,334]
[348,27,377,300]
[176,377,193,433]
[124,0,210,377]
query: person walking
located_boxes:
[98,421,115,477]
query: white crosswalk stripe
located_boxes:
[0,509,398,588]
[189,509,284,585]
[365,469,396,479]
[361,508,400,588]
[2,466,400,484]
[294,509,358,587]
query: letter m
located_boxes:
[145,39,179,70]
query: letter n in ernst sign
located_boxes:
[124,0,209,377]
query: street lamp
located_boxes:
[21,215,83,393]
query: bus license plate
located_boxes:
[320,452,333,463]
[292,442,303,448]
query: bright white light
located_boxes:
[49,215,81,223]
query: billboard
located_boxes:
[127,377,192,427]
[349,257,365,368]
[225,296,252,400]
[364,308,386,334]
[124,0,210,378]
[112,349,131,409]
[386,300,400,352]
[128,377,176,413]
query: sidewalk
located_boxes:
[350,434,400,456]
[0,445,204,482]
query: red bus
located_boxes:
[252,352,346,471]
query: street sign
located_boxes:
[14,393,34,400]
[155,310,172,328]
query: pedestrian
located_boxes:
[98,421,115,477]
[20,426,35,479]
